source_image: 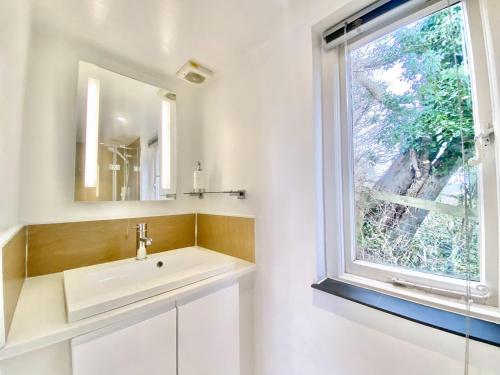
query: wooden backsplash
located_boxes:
[25,213,255,277]
[27,214,195,276]
[197,214,255,262]
[2,227,26,336]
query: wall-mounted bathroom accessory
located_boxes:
[193,161,206,192]
[74,61,177,202]
[184,190,246,199]
[187,161,245,198]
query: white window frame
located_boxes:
[316,0,500,322]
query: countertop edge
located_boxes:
[0,253,255,360]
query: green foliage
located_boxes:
[352,4,480,280]
[353,4,475,168]
[359,208,480,281]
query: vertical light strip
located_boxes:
[161,100,171,189]
[84,78,100,187]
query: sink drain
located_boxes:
[156,261,164,268]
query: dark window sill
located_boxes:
[312,278,500,347]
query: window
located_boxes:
[317,0,500,321]
[351,4,479,280]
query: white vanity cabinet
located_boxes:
[70,283,240,375]
[0,281,245,375]
[178,283,240,375]
[71,308,176,375]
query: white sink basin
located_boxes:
[63,247,235,322]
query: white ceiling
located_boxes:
[30,0,315,78]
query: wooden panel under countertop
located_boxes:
[3,227,26,336]
[196,214,255,262]
[27,214,195,276]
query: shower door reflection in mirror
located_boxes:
[74,62,176,201]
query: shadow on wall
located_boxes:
[312,290,500,372]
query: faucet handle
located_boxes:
[141,237,153,246]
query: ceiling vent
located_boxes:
[157,89,177,101]
[176,60,213,84]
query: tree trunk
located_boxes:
[364,145,462,241]
[354,70,465,242]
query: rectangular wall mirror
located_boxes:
[74,62,176,201]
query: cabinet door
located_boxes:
[71,308,176,375]
[178,283,240,375]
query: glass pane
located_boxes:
[74,62,177,202]
[350,4,479,280]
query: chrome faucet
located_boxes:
[135,223,152,260]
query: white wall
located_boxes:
[198,1,500,374]
[19,27,202,224]
[0,0,31,229]
[9,0,500,373]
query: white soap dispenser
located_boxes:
[193,161,206,192]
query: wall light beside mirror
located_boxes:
[74,62,176,202]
